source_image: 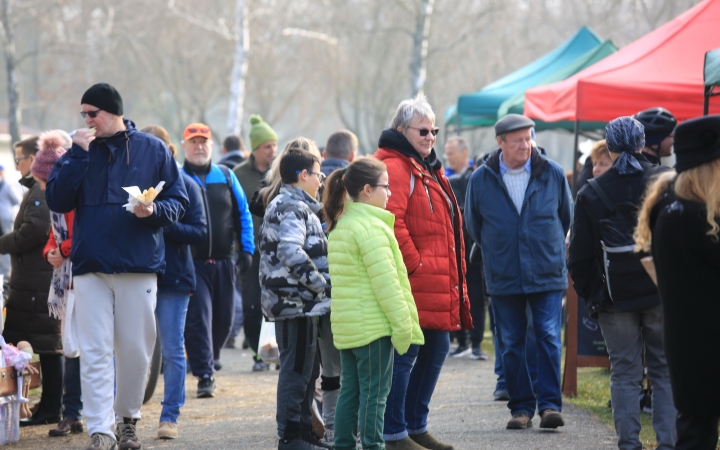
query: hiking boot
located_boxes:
[85,432,117,450]
[493,388,510,401]
[386,437,429,449]
[506,413,533,429]
[278,438,325,450]
[449,345,471,358]
[539,409,565,429]
[470,347,489,360]
[116,418,141,449]
[253,360,270,372]
[197,376,216,398]
[49,417,84,437]
[224,337,236,349]
[158,421,178,439]
[409,431,454,450]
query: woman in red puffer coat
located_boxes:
[374,94,471,450]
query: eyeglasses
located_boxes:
[372,184,391,192]
[80,109,102,119]
[407,126,439,137]
[186,127,210,135]
[14,155,30,165]
[296,170,326,182]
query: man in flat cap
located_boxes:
[465,113,573,430]
[46,83,189,450]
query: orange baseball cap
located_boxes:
[183,123,212,141]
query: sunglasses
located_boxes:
[187,127,210,135]
[407,126,439,137]
[296,170,326,182]
[80,109,102,119]
[14,155,30,165]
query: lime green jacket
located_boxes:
[328,201,424,354]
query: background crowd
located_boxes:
[0,82,718,450]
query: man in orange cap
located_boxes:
[180,123,255,398]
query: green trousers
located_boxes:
[334,337,393,450]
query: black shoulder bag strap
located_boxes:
[218,165,242,242]
[587,178,615,212]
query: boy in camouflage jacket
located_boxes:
[258,148,330,450]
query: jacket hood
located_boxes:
[92,119,138,165]
[378,129,442,173]
[485,147,548,178]
[19,174,36,189]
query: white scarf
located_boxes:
[47,211,72,320]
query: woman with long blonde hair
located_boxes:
[635,115,720,450]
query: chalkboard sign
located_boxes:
[577,297,607,357]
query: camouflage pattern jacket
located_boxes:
[259,184,330,320]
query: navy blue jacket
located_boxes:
[465,148,573,296]
[159,171,207,291]
[46,120,189,276]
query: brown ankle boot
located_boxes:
[386,436,430,450]
[409,432,454,450]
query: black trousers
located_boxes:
[241,250,264,362]
[38,353,64,416]
[456,262,487,348]
[676,411,720,450]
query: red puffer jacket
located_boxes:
[375,129,472,332]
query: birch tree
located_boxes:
[0,0,21,146]
[225,0,249,136]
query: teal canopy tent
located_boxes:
[704,48,720,115]
[446,26,604,130]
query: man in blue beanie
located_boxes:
[568,116,676,449]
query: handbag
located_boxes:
[61,291,80,358]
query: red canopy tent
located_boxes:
[524,0,720,122]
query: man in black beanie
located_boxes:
[46,83,190,450]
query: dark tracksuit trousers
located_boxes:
[456,261,486,348]
[241,250,263,362]
[275,316,320,441]
[185,258,236,377]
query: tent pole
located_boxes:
[456,113,461,136]
[705,85,712,115]
[572,120,580,197]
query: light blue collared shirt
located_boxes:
[498,151,532,176]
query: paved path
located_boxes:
[11,345,617,449]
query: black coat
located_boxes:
[567,155,669,316]
[0,176,59,354]
[650,188,720,415]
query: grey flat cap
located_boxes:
[495,114,536,136]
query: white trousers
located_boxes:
[74,273,157,438]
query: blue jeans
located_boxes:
[493,290,563,418]
[63,357,83,420]
[598,305,677,450]
[490,300,538,393]
[156,290,190,423]
[383,328,450,441]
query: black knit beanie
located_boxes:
[81,83,124,116]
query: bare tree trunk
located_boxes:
[409,0,435,97]
[226,0,249,137]
[0,0,21,146]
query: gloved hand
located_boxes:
[237,251,253,274]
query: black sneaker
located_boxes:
[197,376,216,398]
[278,438,324,450]
[470,347,489,360]
[303,431,332,449]
[449,345,471,358]
[214,360,223,371]
[116,418,141,449]
[252,360,270,372]
[224,337,236,349]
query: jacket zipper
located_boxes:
[423,184,434,213]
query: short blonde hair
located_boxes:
[589,139,610,164]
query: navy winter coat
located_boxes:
[46,120,189,276]
[465,148,573,296]
[159,171,207,292]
